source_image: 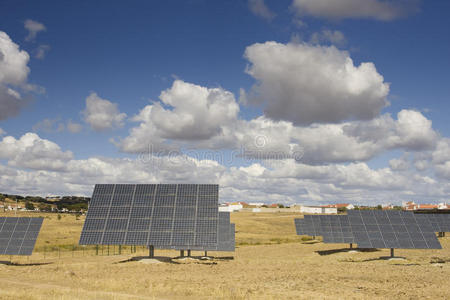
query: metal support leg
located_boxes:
[350,243,353,249]
[149,245,154,258]
[187,250,191,257]
[390,248,394,258]
[204,251,208,257]
[180,250,184,257]
[119,245,121,255]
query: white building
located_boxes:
[300,206,337,214]
[219,202,243,212]
[249,202,264,207]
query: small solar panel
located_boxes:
[0,217,43,256]
[80,184,220,250]
[347,210,442,249]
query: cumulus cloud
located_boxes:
[24,19,46,41]
[118,80,239,153]
[244,41,389,125]
[1,131,450,205]
[248,0,276,21]
[310,30,346,46]
[82,92,127,131]
[0,128,5,136]
[0,133,73,171]
[35,44,50,59]
[0,31,32,121]
[291,0,420,21]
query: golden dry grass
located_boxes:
[1,211,450,299]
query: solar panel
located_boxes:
[347,210,441,249]
[0,217,43,255]
[301,215,322,237]
[318,215,355,244]
[171,212,235,251]
[421,213,450,233]
[79,184,220,250]
[294,218,307,235]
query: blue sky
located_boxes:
[1,0,450,205]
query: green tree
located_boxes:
[377,205,382,210]
[25,201,35,210]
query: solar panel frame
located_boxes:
[0,217,43,256]
[79,184,220,249]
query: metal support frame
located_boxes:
[187,249,191,257]
[390,248,394,258]
[204,251,208,257]
[349,243,353,249]
[149,245,154,258]
[180,250,184,257]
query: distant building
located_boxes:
[402,200,449,211]
[321,203,354,210]
[300,206,337,214]
[219,202,243,212]
[248,202,264,207]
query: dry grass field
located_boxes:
[1,211,450,299]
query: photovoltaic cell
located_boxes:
[0,217,43,256]
[347,210,441,249]
[79,184,223,250]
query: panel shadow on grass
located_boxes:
[316,248,380,256]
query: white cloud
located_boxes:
[35,44,50,59]
[67,119,83,133]
[292,0,419,21]
[117,80,239,153]
[248,0,276,21]
[24,19,46,41]
[310,30,346,46]
[1,131,450,205]
[0,128,5,136]
[0,31,31,121]
[244,41,389,125]
[0,133,73,171]
[82,92,127,131]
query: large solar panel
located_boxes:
[79,184,219,249]
[347,210,441,249]
[318,215,355,244]
[0,217,43,255]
